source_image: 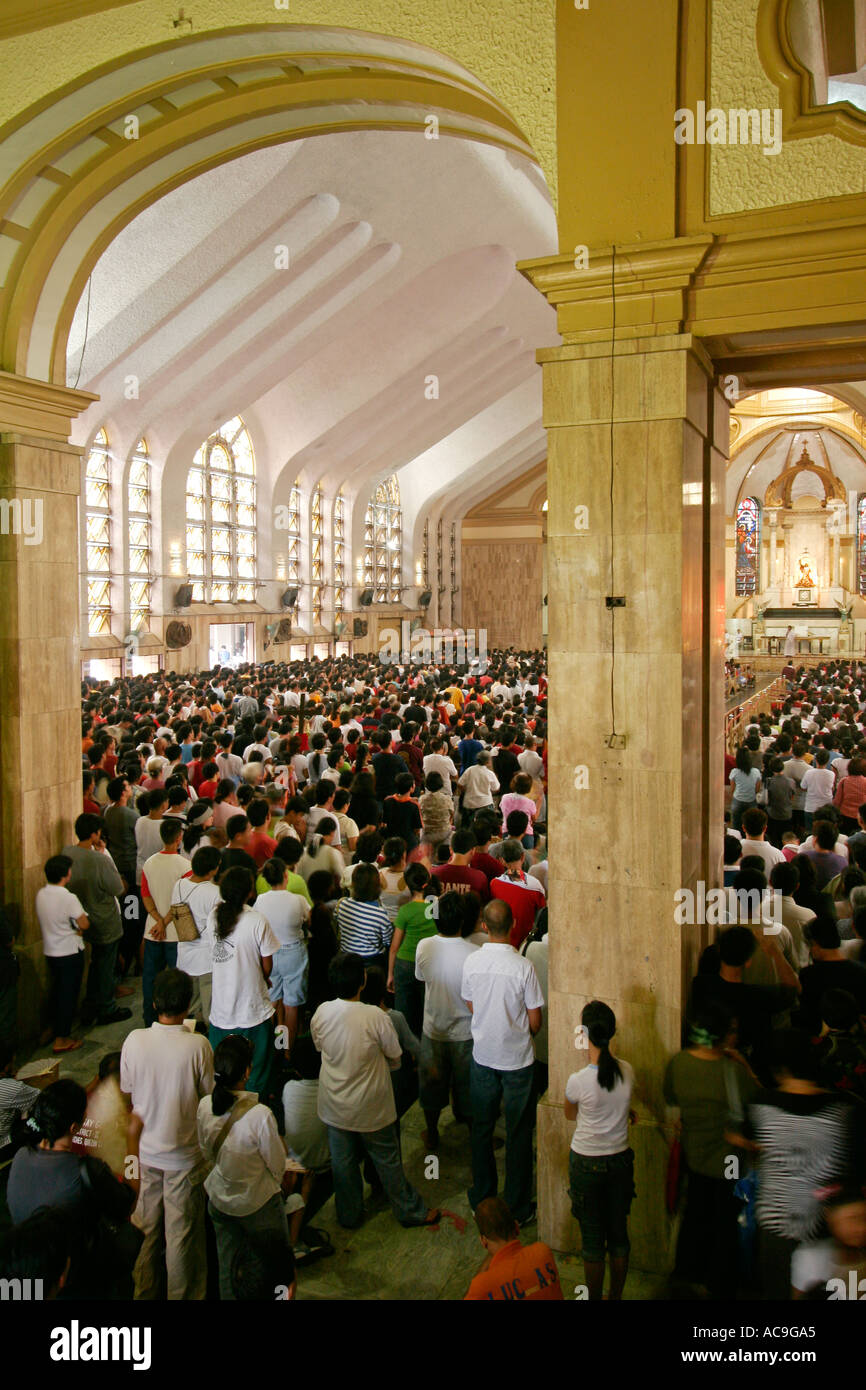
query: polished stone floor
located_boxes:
[17,978,669,1301]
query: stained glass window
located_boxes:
[858,496,866,597]
[735,496,760,596]
[333,491,346,625]
[364,474,402,603]
[185,418,256,602]
[127,437,151,632]
[311,487,323,626]
[85,427,112,635]
[286,482,301,590]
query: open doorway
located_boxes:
[209,622,254,670]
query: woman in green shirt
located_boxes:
[663,999,760,1298]
[387,862,437,1036]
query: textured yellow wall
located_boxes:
[0,0,556,200]
[710,0,866,215]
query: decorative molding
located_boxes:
[757,0,866,149]
[521,221,866,382]
[0,370,97,441]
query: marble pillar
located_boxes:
[536,334,727,1272]
[0,373,95,1039]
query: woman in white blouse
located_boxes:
[197,1034,290,1299]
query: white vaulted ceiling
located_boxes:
[67,128,558,522]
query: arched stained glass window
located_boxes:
[735,496,760,596]
[185,418,256,602]
[311,487,323,626]
[858,496,866,597]
[128,437,151,632]
[364,475,402,603]
[85,427,112,635]
[333,491,346,622]
[286,481,301,589]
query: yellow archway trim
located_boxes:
[0,40,526,218]
[756,0,866,149]
[3,71,537,379]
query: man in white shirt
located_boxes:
[423,739,458,802]
[801,749,836,829]
[738,807,786,876]
[141,819,190,1028]
[170,845,222,1025]
[35,854,90,1052]
[517,736,544,781]
[461,899,544,1225]
[458,751,499,819]
[120,967,214,1300]
[415,892,479,1150]
[311,952,438,1230]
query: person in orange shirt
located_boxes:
[464,1197,563,1301]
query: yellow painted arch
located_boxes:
[0,25,545,381]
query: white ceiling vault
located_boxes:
[67,126,558,600]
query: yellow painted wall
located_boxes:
[554,0,680,251]
[0,0,557,202]
[711,0,866,214]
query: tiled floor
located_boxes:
[19,983,670,1301]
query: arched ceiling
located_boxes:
[67,127,557,521]
[727,389,866,515]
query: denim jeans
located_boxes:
[142,940,178,1027]
[83,938,121,1022]
[730,799,755,833]
[46,952,84,1036]
[326,1121,428,1228]
[468,1057,535,1222]
[392,956,425,1038]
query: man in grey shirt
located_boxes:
[62,813,131,1027]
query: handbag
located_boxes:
[665,1135,683,1213]
[170,881,200,942]
[188,1092,258,1187]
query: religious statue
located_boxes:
[795,555,815,587]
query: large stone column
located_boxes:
[0,372,96,1039]
[531,333,727,1271]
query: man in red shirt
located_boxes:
[469,817,506,885]
[432,829,490,902]
[490,840,546,948]
[246,798,277,869]
[465,1197,563,1300]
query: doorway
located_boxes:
[209,622,254,669]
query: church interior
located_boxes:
[0,0,866,1322]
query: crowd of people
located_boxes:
[0,649,569,1301]
[3,648,866,1303]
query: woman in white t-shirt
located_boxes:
[207,866,281,1094]
[564,1000,635,1302]
[197,1034,291,1300]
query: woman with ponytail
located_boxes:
[206,867,282,1094]
[564,1000,635,1301]
[197,1034,291,1299]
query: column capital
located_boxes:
[519,237,715,345]
[0,371,97,443]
